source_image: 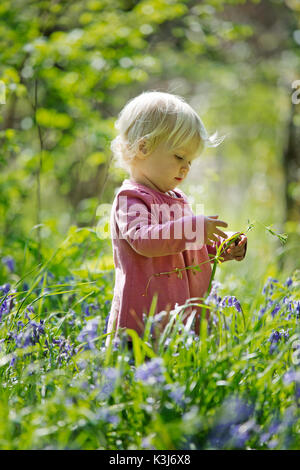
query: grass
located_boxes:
[0,226,299,450]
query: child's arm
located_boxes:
[115,194,227,258]
[116,194,204,257]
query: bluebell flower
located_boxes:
[284,277,293,288]
[98,367,119,399]
[77,317,100,350]
[96,409,119,425]
[209,397,255,449]
[103,314,110,336]
[2,256,15,273]
[135,358,165,385]
[269,330,281,343]
[258,307,266,319]
[169,385,186,407]
[0,284,10,295]
[15,330,32,348]
[9,355,17,368]
[262,277,279,295]
[271,304,280,318]
[283,369,300,385]
[294,301,300,319]
[229,420,256,448]
[52,338,63,346]
[220,295,242,313]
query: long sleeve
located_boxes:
[114,193,205,258]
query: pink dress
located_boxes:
[106,179,218,343]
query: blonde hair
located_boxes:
[111,90,225,172]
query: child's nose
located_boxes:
[181,162,190,172]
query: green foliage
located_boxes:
[0,246,299,449]
[0,0,300,450]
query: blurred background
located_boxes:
[0,0,299,294]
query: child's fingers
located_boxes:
[207,216,228,228]
[215,228,228,239]
[215,220,228,228]
[208,236,218,244]
[237,236,247,247]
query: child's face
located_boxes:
[131,140,199,193]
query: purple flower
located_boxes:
[262,277,279,295]
[258,307,266,319]
[271,304,280,318]
[2,256,15,273]
[98,367,119,399]
[209,397,255,449]
[15,330,32,348]
[96,409,119,425]
[220,295,242,313]
[9,355,17,368]
[284,277,293,288]
[135,358,165,385]
[283,369,300,385]
[77,317,100,350]
[0,284,10,295]
[269,330,281,343]
[169,385,186,407]
[22,282,29,292]
[103,314,110,336]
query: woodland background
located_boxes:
[1,0,300,287]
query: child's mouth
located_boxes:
[175,177,182,181]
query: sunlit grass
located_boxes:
[0,228,299,449]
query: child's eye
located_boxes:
[175,155,183,160]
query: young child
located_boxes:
[105,91,247,347]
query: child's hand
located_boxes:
[222,233,247,261]
[204,215,228,245]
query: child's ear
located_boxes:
[136,139,148,159]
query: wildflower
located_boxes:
[169,385,186,407]
[98,367,119,399]
[220,295,242,313]
[9,355,17,368]
[2,256,15,273]
[283,369,300,385]
[141,434,156,450]
[96,409,119,425]
[77,317,100,350]
[135,358,165,385]
[229,419,257,448]
[258,307,266,319]
[284,277,293,288]
[269,330,281,343]
[271,304,280,318]
[102,314,110,336]
[204,281,222,307]
[0,284,10,295]
[209,396,254,449]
